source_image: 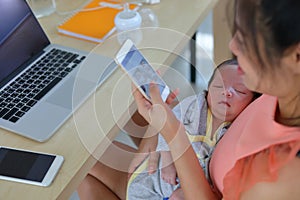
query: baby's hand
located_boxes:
[161,163,178,185]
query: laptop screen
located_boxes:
[0,0,50,86]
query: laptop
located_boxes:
[0,0,117,142]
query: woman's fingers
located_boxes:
[166,88,180,105]
[132,85,152,121]
[149,83,179,106]
[149,83,164,104]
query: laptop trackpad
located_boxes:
[46,76,96,110]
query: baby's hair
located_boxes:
[207,58,238,87]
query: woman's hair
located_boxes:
[234,0,300,67]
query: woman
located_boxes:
[133,0,300,199]
[78,0,300,199]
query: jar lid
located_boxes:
[114,9,142,31]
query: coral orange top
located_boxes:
[209,95,300,199]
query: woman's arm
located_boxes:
[164,123,219,200]
[123,110,150,147]
[133,83,220,199]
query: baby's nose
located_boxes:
[223,88,233,97]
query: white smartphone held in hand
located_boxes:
[0,146,64,187]
[115,39,170,102]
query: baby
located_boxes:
[127,59,260,199]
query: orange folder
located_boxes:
[57,0,137,43]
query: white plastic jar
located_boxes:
[114,4,142,44]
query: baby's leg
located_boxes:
[160,151,177,185]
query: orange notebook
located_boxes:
[57,0,137,43]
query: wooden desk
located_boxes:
[0,0,219,199]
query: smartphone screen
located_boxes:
[119,43,170,101]
[0,147,62,185]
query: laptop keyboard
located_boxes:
[0,48,86,123]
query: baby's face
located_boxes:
[207,64,254,122]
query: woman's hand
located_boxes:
[132,83,181,141]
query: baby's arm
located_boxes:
[161,151,178,185]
